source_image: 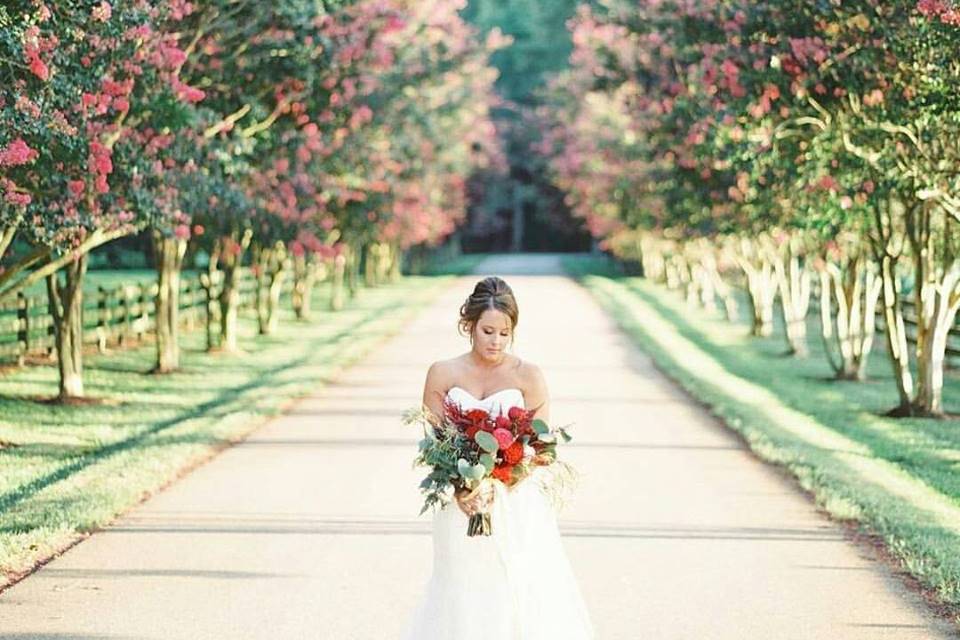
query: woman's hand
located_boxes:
[455,480,494,516]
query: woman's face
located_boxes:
[471,308,512,362]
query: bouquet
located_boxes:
[403,397,575,537]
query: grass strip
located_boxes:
[0,275,454,590]
[567,263,960,629]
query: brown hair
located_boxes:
[458,276,519,341]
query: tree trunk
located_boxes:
[152,232,187,373]
[913,258,960,416]
[641,237,665,283]
[772,247,811,357]
[331,253,347,311]
[199,247,221,352]
[347,242,360,298]
[878,252,915,414]
[363,242,378,287]
[219,261,241,351]
[389,242,402,282]
[46,254,87,400]
[216,230,251,352]
[741,261,776,337]
[254,242,288,336]
[292,254,317,321]
[818,254,882,380]
[691,261,717,313]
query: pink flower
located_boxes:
[171,78,205,103]
[863,88,884,107]
[173,224,190,240]
[68,180,85,197]
[0,139,39,167]
[4,190,31,206]
[28,56,49,81]
[91,1,112,22]
[492,428,514,451]
[94,174,110,194]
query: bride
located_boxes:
[401,276,594,639]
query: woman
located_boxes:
[402,276,594,640]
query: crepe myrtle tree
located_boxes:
[754,0,960,415]
[0,0,199,398]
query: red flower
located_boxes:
[465,408,489,423]
[492,464,513,483]
[28,56,49,81]
[465,425,481,440]
[507,406,525,421]
[495,415,511,430]
[503,442,523,465]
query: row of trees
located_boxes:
[1,0,504,399]
[539,0,960,417]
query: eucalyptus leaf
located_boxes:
[479,453,496,473]
[469,462,487,480]
[532,419,550,435]
[475,430,499,453]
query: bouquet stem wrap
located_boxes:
[467,512,492,537]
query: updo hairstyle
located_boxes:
[458,276,519,343]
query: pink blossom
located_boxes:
[863,89,884,107]
[171,78,205,103]
[28,56,49,81]
[0,139,39,166]
[160,45,187,70]
[94,175,110,194]
[91,1,112,22]
[492,428,514,450]
[4,190,31,206]
[68,180,85,197]
[173,224,190,240]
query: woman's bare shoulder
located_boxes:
[425,355,468,384]
[515,357,547,390]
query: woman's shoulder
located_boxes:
[510,356,546,393]
[425,355,466,383]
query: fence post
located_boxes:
[96,286,109,352]
[137,284,148,341]
[16,292,29,366]
[183,279,195,332]
[119,285,132,345]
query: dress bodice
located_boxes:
[445,386,525,416]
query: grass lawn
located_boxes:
[0,274,456,590]
[563,255,960,629]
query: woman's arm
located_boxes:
[421,361,448,426]
[523,362,550,423]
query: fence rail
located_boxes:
[0,269,293,365]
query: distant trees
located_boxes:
[539,0,960,417]
[1,0,501,399]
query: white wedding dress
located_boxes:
[401,386,594,640]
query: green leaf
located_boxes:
[479,453,496,473]
[532,419,550,435]
[468,463,487,480]
[475,430,499,453]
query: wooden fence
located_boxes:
[0,269,286,365]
